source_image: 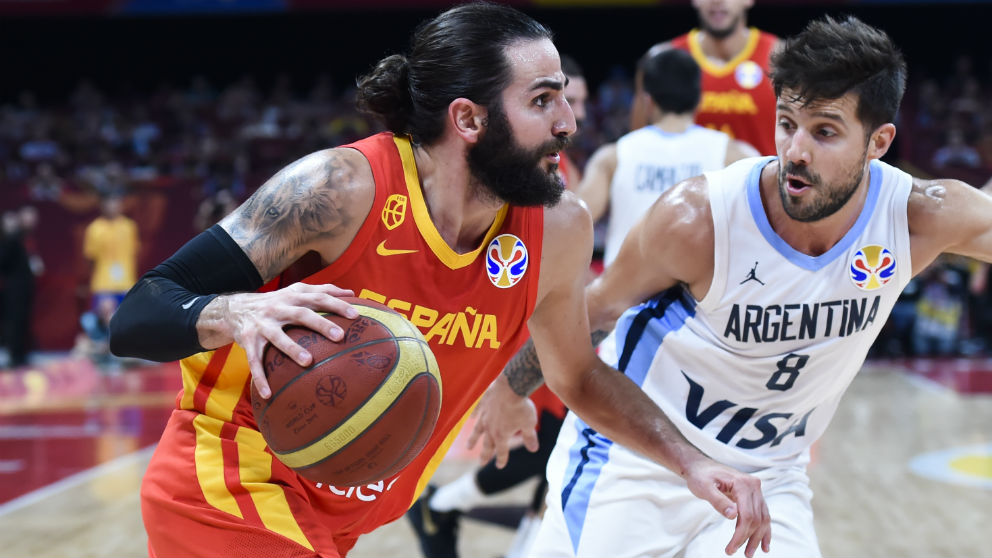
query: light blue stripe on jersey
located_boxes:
[616,288,697,385]
[747,158,883,271]
[559,288,696,552]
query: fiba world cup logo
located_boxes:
[850,244,896,291]
[486,234,528,289]
[735,60,764,90]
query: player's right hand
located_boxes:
[467,374,539,468]
[684,460,771,558]
[215,282,357,399]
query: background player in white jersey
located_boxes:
[470,15,992,558]
[579,46,757,268]
[582,46,756,366]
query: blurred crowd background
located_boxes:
[2,0,992,368]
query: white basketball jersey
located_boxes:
[603,125,729,266]
[612,156,912,471]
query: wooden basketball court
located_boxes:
[0,358,989,557]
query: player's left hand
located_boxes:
[466,374,539,468]
[684,460,771,558]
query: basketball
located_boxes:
[250,297,442,487]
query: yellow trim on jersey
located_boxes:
[392,135,509,270]
[236,426,315,551]
[180,351,213,410]
[207,345,251,421]
[179,347,249,421]
[687,28,761,78]
[193,414,243,518]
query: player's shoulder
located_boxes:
[544,189,593,234]
[666,33,690,49]
[281,144,376,200]
[538,190,595,291]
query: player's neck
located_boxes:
[759,160,871,257]
[651,113,695,134]
[413,142,504,254]
[697,25,751,64]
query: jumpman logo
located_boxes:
[740,261,765,285]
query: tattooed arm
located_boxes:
[189,148,376,396]
[217,148,371,281]
[109,148,375,398]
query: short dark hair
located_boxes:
[770,15,907,133]
[355,2,553,145]
[637,46,701,114]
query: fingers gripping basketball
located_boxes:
[251,297,442,487]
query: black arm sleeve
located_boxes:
[109,225,264,361]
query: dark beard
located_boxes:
[467,103,568,207]
[777,156,866,222]
[701,13,740,40]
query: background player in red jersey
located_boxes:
[635,0,778,155]
[108,3,769,557]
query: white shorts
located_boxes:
[529,412,820,558]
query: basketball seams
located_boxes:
[272,338,435,468]
[257,336,400,430]
[252,297,442,486]
[297,372,440,486]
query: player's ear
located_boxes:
[448,98,486,144]
[867,123,896,161]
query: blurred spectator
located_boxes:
[19,121,61,164]
[18,206,43,277]
[185,75,217,110]
[0,208,35,368]
[913,78,946,131]
[913,259,969,356]
[129,105,162,160]
[83,194,139,312]
[79,159,129,197]
[195,188,239,232]
[27,161,65,201]
[932,127,981,170]
[71,293,118,369]
[873,277,920,358]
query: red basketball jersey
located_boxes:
[671,28,779,155]
[152,133,544,551]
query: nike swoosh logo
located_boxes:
[376,240,418,256]
[181,296,200,310]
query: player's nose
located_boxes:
[553,100,576,137]
[783,128,812,164]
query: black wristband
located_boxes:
[109,225,263,361]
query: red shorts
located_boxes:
[142,410,407,557]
